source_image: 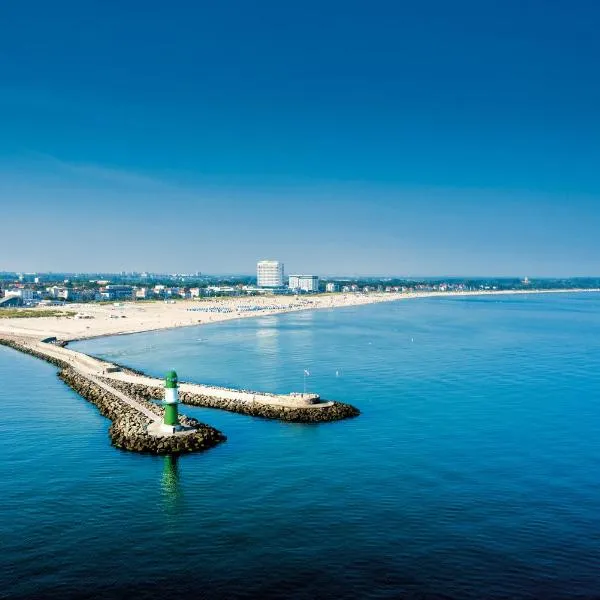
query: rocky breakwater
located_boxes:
[59,369,226,454]
[106,379,361,423]
[0,337,70,369]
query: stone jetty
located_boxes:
[0,334,360,455]
[0,337,226,454]
[59,369,225,454]
[106,378,360,423]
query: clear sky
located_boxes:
[1,1,599,276]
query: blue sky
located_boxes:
[1,1,599,275]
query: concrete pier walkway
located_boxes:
[87,374,161,423]
[4,335,333,411]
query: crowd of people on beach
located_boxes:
[186,302,308,314]
[187,306,234,313]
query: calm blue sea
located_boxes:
[3,293,600,599]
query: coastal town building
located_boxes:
[47,286,71,300]
[134,287,153,300]
[98,285,135,301]
[257,260,284,288]
[325,282,339,293]
[205,286,240,295]
[0,296,23,307]
[4,288,34,302]
[289,275,320,293]
[49,287,95,302]
[150,285,182,298]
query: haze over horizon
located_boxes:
[2,1,599,276]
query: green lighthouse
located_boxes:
[164,370,179,427]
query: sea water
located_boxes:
[2,293,600,599]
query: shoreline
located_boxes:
[0,287,596,454]
[1,288,598,344]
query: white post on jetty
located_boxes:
[303,369,310,395]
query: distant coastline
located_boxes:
[0,288,598,343]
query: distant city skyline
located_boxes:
[2,1,600,276]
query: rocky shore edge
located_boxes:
[1,336,360,456]
[105,378,361,423]
[0,338,226,454]
[60,369,226,454]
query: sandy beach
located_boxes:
[0,288,598,343]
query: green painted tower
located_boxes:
[164,370,179,427]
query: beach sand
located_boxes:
[0,289,597,342]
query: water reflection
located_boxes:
[161,455,182,514]
[255,326,280,356]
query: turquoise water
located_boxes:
[3,293,600,599]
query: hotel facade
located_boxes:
[257,260,284,288]
[289,275,320,293]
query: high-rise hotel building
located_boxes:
[257,260,284,288]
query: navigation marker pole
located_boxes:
[164,370,180,430]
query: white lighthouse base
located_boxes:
[147,421,186,437]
